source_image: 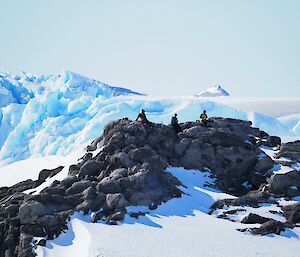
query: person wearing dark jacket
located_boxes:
[199,110,208,126]
[171,113,182,133]
[136,109,152,126]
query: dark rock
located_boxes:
[117,177,131,189]
[78,160,103,177]
[223,209,245,215]
[254,156,275,173]
[9,179,36,194]
[210,190,273,212]
[5,204,19,217]
[68,164,80,176]
[269,170,300,196]
[19,201,72,224]
[129,145,157,163]
[96,180,122,194]
[108,168,128,180]
[65,180,92,195]
[247,136,257,146]
[129,211,149,219]
[41,186,65,195]
[263,136,281,147]
[85,193,106,212]
[61,176,80,188]
[282,203,300,224]
[37,239,46,247]
[111,153,135,168]
[269,210,281,215]
[82,187,97,200]
[91,211,105,223]
[149,203,158,210]
[126,170,181,206]
[275,140,300,162]
[37,166,64,184]
[241,213,272,224]
[260,130,269,139]
[62,193,84,207]
[20,224,46,237]
[251,220,285,235]
[106,193,129,209]
[108,208,126,221]
[17,233,35,257]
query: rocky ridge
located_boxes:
[0,118,300,256]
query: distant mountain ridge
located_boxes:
[195,85,229,97]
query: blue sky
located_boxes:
[0,0,299,97]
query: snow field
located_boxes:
[36,167,300,257]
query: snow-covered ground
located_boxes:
[213,97,300,118]
[30,166,299,257]
[36,207,300,257]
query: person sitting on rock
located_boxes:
[136,109,152,126]
[199,110,208,126]
[171,113,182,133]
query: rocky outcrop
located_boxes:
[262,136,281,148]
[209,190,274,212]
[275,140,300,161]
[268,170,300,197]
[241,213,273,224]
[282,203,300,224]
[251,220,286,236]
[0,117,286,256]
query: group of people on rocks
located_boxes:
[87,109,209,151]
[135,109,209,133]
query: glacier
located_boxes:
[0,71,298,166]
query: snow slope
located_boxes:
[33,166,300,257]
[195,85,229,97]
[213,97,300,118]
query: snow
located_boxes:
[279,113,300,136]
[0,149,85,188]
[0,156,64,187]
[35,167,300,257]
[213,97,300,118]
[195,85,229,97]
